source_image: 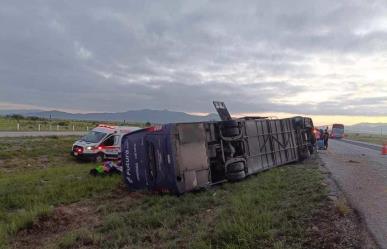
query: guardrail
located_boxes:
[12,123,92,132]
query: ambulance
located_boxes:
[71,124,141,162]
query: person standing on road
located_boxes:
[323,127,329,149]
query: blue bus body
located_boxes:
[121,125,181,193]
[121,117,315,195]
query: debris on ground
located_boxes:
[89,160,122,176]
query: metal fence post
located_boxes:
[17,123,20,131]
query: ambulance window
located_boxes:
[114,135,120,145]
[102,135,115,146]
[81,131,106,143]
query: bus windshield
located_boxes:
[81,131,107,143]
[331,124,344,138]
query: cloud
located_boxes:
[0,0,386,116]
[74,42,93,60]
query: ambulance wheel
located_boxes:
[227,161,245,173]
[222,120,240,137]
[227,170,246,181]
[94,153,104,163]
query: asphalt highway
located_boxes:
[320,139,387,248]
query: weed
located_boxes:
[58,228,100,249]
[336,198,351,216]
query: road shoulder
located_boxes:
[317,155,378,249]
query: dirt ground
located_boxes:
[10,185,144,249]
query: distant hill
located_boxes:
[346,123,387,134]
[6,109,220,124]
[0,109,43,115]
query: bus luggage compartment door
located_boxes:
[175,123,210,192]
[243,120,273,173]
[268,119,298,166]
[243,119,298,175]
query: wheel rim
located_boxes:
[96,155,103,162]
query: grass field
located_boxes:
[0,135,121,246]
[0,136,77,172]
[0,116,144,132]
[67,165,327,249]
[0,136,367,248]
[346,132,387,145]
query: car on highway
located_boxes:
[71,124,140,162]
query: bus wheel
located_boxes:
[308,145,314,155]
[222,120,240,137]
[298,149,309,162]
[227,161,245,173]
[227,171,246,181]
[94,153,105,163]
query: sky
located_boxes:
[0,0,387,125]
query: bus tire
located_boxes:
[222,120,240,137]
[227,171,246,181]
[94,153,104,163]
[227,161,245,173]
[308,145,314,155]
[298,149,309,162]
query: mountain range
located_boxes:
[0,109,220,124]
[1,109,386,133]
[0,109,43,115]
[345,123,387,134]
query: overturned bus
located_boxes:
[121,102,315,194]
